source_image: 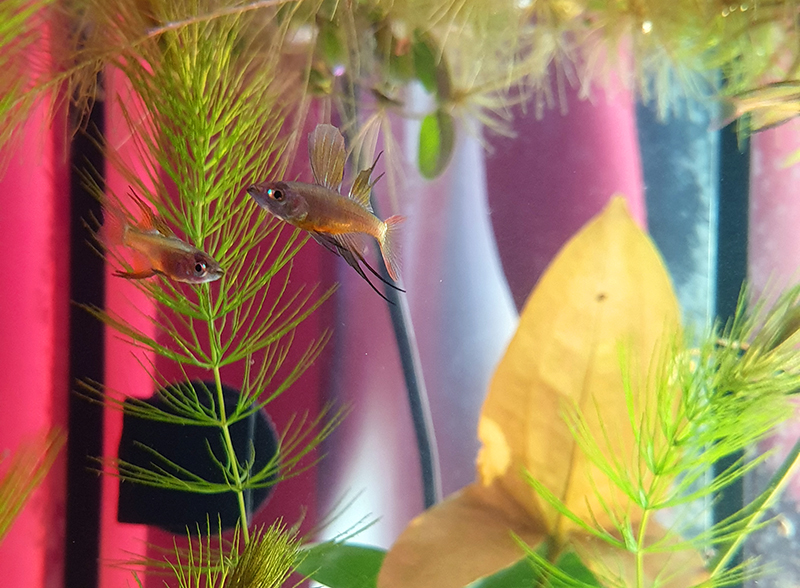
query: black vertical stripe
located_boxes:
[713,125,749,580]
[65,95,105,588]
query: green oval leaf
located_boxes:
[296,542,386,588]
[556,551,602,585]
[464,558,540,588]
[412,35,438,95]
[318,18,345,67]
[411,33,452,101]
[418,110,456,179]
[466,550,601,588]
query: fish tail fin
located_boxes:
[380,215,405,282]
[94,195,153,278]
[95,202,127,250]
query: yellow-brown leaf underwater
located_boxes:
[477,195,681,537]
[572,524,708,588]
[377,482,546,588]
[379,196,690,588]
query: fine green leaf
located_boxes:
[709,436,800,575]
[318,18,346,69]
[410,32,451,101]
[0,429,64,543]
[556,551,602,586]
[412,35,438,95]
[464,557,540,588]
[418,109,455,179]
[296,543,386,588]
[526,547,604,588]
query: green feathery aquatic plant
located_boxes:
[128,519,302,588]
[0,0,57,153]
[9,1,800,180]
[0,430,64,544]
[72,0,340,558]
[522,298,800,587]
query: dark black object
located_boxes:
[66,93,106,588]
[712,123,749,577]
[117,380,279,534]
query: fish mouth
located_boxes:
[246,184,267,206]
[204,267,225,283]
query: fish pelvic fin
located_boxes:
[379,215,405,282]
[309,124,346,191]
[311,231,398,303]
[113,268,157,280]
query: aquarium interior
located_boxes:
[3,1,800,588]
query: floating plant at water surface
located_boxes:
[8,0,800,175]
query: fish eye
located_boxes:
[194,260,207,275]
[268,188,284,201]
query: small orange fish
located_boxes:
[99,192,223,284]
[247,124,405,301]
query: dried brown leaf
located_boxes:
[380,197,687,588]
[572,522,709,588]
[377,481,546,588]
[477,196,681,537]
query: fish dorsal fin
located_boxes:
[309,124,346,191]
[349,151,384,213]
[129,191,173,236]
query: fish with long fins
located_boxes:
[247,123,405,302]
[98,191,224,284]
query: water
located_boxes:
[3,2,800,587]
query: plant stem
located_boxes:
[636,509,652,588]
[205,293,251,543]
[708,437,800,577]
[212,363,251,544]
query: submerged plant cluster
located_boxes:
[371,200,800,588]
[5,0,800,178]
[3,0,800,587]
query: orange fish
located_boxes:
[99,192,223,284]
[247,124,405,302]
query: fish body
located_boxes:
[247,124,404,295]
[101,193,223,284]
[262,180,386,242]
